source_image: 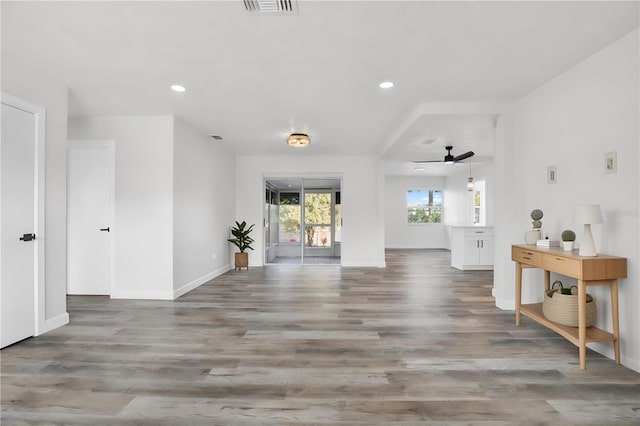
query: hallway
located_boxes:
[2,249,638,424]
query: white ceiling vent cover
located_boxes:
[243,0,297,14]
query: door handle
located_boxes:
[19,233,36,241]
[100,227,110,232]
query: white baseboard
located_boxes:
[341,261,380,267]
[620,354,640,373]
[589,342,640,373]
[111,290,174,300]
[173,264,231,299]
[37,312,69,335]
[495,297,515,310]
[384,245,449,250]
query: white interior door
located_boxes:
[1,102,37,348]
[67,142,113,295]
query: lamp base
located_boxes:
[578,224,598,257]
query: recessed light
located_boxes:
[171,85,186,92]
[379,81,394,89]
[414,167,424,171]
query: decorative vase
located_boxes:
[524,229,541,245]
[234,252,249,271]
[562,241,575,251]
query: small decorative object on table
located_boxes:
[561,229,576,251]
[536,239,559,248]
[530,209,543,228]
[524,209,544,244]
[543,281,596,327]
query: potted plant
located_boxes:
[561,229,576,251]
[227,221,254,271]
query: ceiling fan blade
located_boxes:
[453,151,474,162]
[411,160,443,164]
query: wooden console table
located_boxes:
[512,244,627,370]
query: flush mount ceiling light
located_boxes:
[379,81,394,89]
[287,133,311,148]
[170,85,186,92]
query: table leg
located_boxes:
[515,262,522,326]
[578,280,587,370]
[544,270,550,291]
[611,279,620,364]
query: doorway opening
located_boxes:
[264,178,341,265]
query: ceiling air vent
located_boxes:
[243,0,297,14]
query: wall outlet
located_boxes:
[212,252,218,261]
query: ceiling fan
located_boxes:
[413,145,474,164]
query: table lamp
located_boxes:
[573,204,603,257]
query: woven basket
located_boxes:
[543,288,596,327]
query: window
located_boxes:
[472,179,486,226]
[407,189,443,224]
[474,190,481,225]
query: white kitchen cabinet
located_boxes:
[451,226,493,270]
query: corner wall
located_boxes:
[172,118,235,297]
[68,116,175,299]
[495,29,639,371]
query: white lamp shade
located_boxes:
[573,204,603,225]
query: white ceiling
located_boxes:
[2,1,638,175]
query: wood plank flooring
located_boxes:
[2,249,639,425]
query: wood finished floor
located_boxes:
[2,249,639,425]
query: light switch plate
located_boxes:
[547,166,557,184]
[605,151,617,174]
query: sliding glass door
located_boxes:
[264,178,341,265]
[303,191,334,257]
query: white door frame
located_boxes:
[67,140,116,296]
[1,92,46,335]
[262,175,343,265]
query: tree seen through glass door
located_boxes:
[304,192,332,247]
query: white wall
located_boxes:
[494,29,639,371]
[444,163,495,227]
[384,175,448,249]
[235,155,384,267]
[172,118,235,297]
[2,70,70,332]
[68,116,175,299]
